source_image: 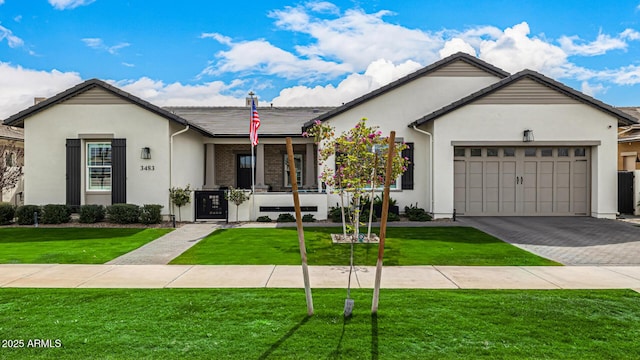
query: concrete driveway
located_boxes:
[458,217,640,265]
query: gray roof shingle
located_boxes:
[165,106,334,137]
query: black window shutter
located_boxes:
[401,142,414,190]
[111,138,127,204]
[66,139,81,210]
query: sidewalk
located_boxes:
[106,223,221,265]
[1,264,640,291]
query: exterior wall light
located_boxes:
[523,129,534,142]
[141,147,151,159]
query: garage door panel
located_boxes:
[454,146,590,216]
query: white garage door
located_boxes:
[454,146,590,216]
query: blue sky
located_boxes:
[2,0,640,119]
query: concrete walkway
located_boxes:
[106,223,221,265]
[1,264,640,290]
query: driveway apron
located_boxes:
[458,217,640,265]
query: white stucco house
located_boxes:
[3,52,637,221]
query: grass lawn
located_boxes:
[0,228,173,264]
[0,288,638,359]
[171,227,559,266]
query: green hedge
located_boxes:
[256,216,272,222]
[79,205,106,224]
[0,203,15,225]
[41,204,72,224]
[16,205,42,225]
[106,204,141,224]
[140,204,163,224]
[277,213,296,222]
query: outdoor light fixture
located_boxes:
[141,147,151,159]
[523,129,534,142]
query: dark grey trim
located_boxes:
[451,140,602,146]
[111,138,127,204]
[302,52,510,130]
[3,79,214,136]
[401,142,414,190]
[410,70,638,128]
[65,139,81,209]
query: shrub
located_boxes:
[41,204,71,224]
[79,205,106,224]
[140,204,163,225]
[277,213,296,222]
[387,212,400,222]
[16,205,41,225]
[0,203,16,225]
[256,216,272,222]
[107,204,141,224]
[302,214,316,222]
[404,203,432,221]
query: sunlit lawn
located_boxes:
[0,288,638,359]
[171,227,559,266]
[0,228,173,264]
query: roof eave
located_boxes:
[409,70,639,128]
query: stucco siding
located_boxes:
[320,75,501,214]
[170,122,205,222]
[24,103,173,210]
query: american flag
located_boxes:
[250,98,260,146]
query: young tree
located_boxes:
[305,118,408,240]
[224,186,251,222]
[0,141,23,200]
[169,184,192,222]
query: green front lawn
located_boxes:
[0,288,638,359]
[0,228,173,264]
[170,227,559,266]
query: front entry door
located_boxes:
[454,146,590,216]
[237,154,255,189]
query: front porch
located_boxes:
[198,138,327,221]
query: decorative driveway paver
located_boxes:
[459,217,640,265]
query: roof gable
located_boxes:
[410,70,638,127]
[3,79,213,136]
[303,52,510,129]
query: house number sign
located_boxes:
[140,165,155,171]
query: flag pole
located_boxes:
[249,92,256,222]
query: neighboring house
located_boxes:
[0,124,24,205]
[617,107,640,171]
[3,52,637,221]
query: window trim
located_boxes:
[284,153,303,187]
[86,142,112,192]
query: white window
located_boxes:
[87,142,112,191]
[284,154,303,187]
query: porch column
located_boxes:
[203,144,217,189]
[305,143,316,189]
[255,143,268,191]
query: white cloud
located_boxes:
[580,81,607,97]
[439,38,477,58]
[48,0,95,10]
[0,63,82,119]
[82,38,130,54]
[200,32,232,45]
[559,33,627,56]
[200,38,352,81]
[271,59,422,106]
[113,77,246,106]
[0,25,24,48]
[271,4,442,70]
